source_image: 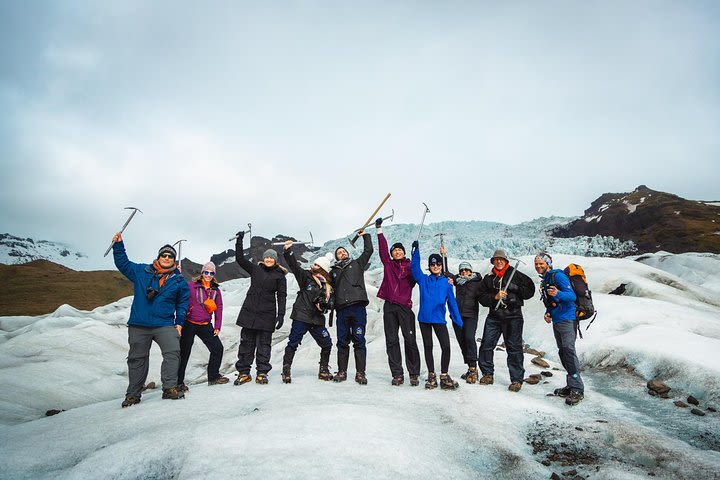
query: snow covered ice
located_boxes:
[1,252,720,479]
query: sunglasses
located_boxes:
[429,261,442,267]
[159,253,175,259]
[203,271,215,276]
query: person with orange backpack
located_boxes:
[534,252,584,406]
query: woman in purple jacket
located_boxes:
[177,261,228,391]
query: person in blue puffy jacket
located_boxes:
[410,241,463,390]
[535,252,584,406]
[112,233,190,408]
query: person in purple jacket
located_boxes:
[177,261,228,391]
[376,217,421,386]
[410,241,463,390]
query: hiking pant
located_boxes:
[383,302,421,377]
[452,315,479,368]
[178,322,224,384]
[282,320,333,369]
[419,322,451,374]
[127,325,180,397]
[335,303,367,373]
[553,320,584,392]
[235,327,273,375]
[478,315,525,384]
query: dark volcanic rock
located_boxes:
[532,357,551,368]
[45,409,65,416]
[687,395,700,406]
[691,408,706,417]
[646,379,670,395]
[708,406,717,413]
[541,371,553,377]
[674,401,689,408]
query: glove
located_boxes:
[375,217,383,228]
[275,316,284,330]
[235,231,245,241]
[411,240,419,252]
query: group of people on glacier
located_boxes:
[110,217,585,409]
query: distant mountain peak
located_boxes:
[0,233,88,268]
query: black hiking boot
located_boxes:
[465,367,478,384]
[565,390,584,406]
[318,365,333,381]
[178,383,189,393]
[333,371,348,383]
[355,372,368,385]
[460,370,469,381]
[234,373,252,386]
[121,395,140,408]
[554,386,571,397]
[208,376,229,386]
[478,374,494,385]
[440,373,459,390]
[162,386,185,400]
[409,375,420,386]
[255,373,269,384]
[425,372,438,390]
[281,364,292,384]
[391,375,404,386]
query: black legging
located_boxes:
[419,322,451,374]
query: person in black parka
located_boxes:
[233,231,288,385]
[330,230,373,384]
[477,249,535,392]
[281,240,335,383]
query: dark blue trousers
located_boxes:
[335,303,367,373]
[478,315,525,384]
[283,320,333,368]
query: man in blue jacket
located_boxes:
[534,252,584,406]
[112,232,190,407]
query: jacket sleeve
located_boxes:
[357,233,374,269]
[446,284,463,328]
[283,249,306,287]
[377,231,391,266]
[478,276,496,308]
[235,237,255,274]
[213,288,223,330]
[517,271,536,301]
[410,247,425,284]
[552,271,576,303]
[113,241,139,282]
[277,274,288,318]
[175,278,190,326]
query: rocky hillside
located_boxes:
[0,233,88,269]
[552,185,720,254]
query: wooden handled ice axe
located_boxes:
[348,192,392,247]
[228,223,252,242]
[272,232,314,246]
[348,209,394,245]
[495,257,526,310]
[104,207,142,257]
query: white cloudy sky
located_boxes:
[1,1,718,264]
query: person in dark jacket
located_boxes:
[442,248,483,384]
[233,231,288,385]
[281,240,335,383]
[177,261,228,392]
[112,233,190,408]
[477,249,535,392]
[376,218,421,386]
[330,230,373,385]
[535,252,584,406]
[410,241,463,390]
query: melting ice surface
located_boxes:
[1,251,720,479]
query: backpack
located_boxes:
[548,264,597,336]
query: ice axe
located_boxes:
[435,232,448,274]
[228,223,252,242]
[272,232,314,246]
[172,239,187,270]
[347,209,394,245]
[104,207,142,257]
[348,192,392,247]
[415,203,430,243]
[495,257,526,310]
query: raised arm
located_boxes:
[234,234,254,274]
[283,245,306,286]
[377,230,391,266]
[356,232,374,269]
[112,238,139,282]
[410,243,425,283]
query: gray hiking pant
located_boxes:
[127,325,181,397]
[553,321,584,393]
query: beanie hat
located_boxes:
[263,249,278,261]
[313,255,333,273]
[390,242,405,255]
[334,246,349,260]
[458,261,473,272]
[157,244,177,259]
[428,253,443,267]
[490,249,509,263]
[535,252,553,268]
[202,261,216,273]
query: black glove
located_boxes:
[275,316,284,330]
[375,217,383,228]
[411,240,419,252]
[236,231,245,241]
